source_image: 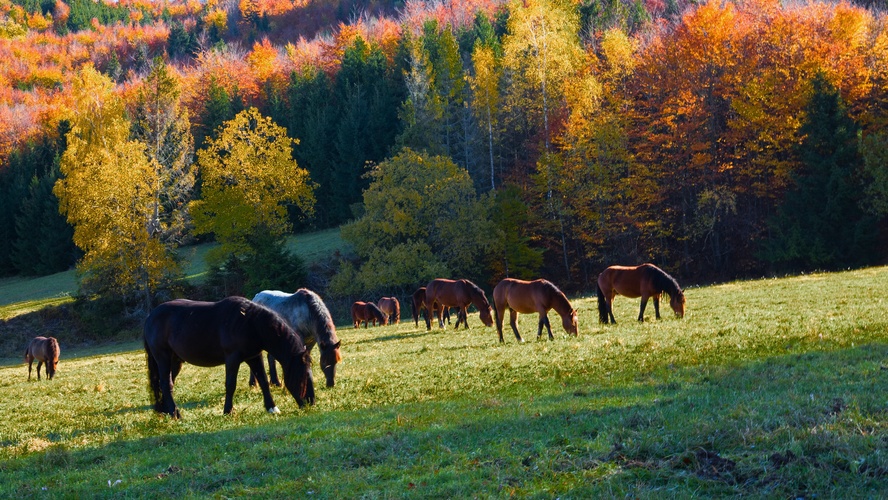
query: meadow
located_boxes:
[0,267,886,497]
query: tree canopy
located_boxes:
[333,147,494,295]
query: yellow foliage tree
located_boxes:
[191,107,315,264]
[54,65,179,309]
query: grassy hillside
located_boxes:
[0,267,886,497]
[0,228,348,319]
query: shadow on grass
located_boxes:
[2,344,886,497]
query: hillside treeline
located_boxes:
[0,0,886,307]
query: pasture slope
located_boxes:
[0,267,886,497]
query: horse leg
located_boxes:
[171,358,183,383]
[461,308,470,329]
[245,356,279,414]
[27,358,33,381]
[495,306,505,342]
[248,353,266,388]
[223,357,242,415]
[454,308,465,329]
[607,295,617,324]
[37,360,43,380]
[638,295,649,322]
[156,358,180,418]
[653,294,661,320]
[267,353,281,387]
[537,313,555,340]
[509,310,524,343]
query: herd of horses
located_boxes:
[24,263,685,419]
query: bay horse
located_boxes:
[251,289,342,388]
[596,263,686,324]
[424,279,493,330]
[352,301,388,328]
[25,336,60,380]
[377,297,400,324]
[411,287,450,327]
[143,297,315,418]
[492,278,579,343]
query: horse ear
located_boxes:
[333,341,341,349]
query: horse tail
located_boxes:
[410,298,417,324]
[393,299,400,323]
[597,283,609,324]
[144,338,162,413]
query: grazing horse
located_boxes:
[411,287,450,327]
[143,297,315,418]
[25,336,60,380]
[597,263,686,324]
[424,279,494,330]
[377,297,401,324]
[352,301,388,328]
[251,289,342,388]
[492,278,579,343]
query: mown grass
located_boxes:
[0,267,886,497]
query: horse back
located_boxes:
[144,299,232,367]
[599,264,659,298]
[496,278,555,313]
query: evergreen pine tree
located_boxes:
[765,72,877,270]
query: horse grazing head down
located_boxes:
[318,341,342,388]
[670,291,686,318]
[563,309,579,336]
[465,280,494,327]
[25,336,60,380]
[283,350,315,407]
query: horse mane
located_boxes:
[540,280,572,312]
[47,337,60,360]
[646,264,683,299]
[296,288,338,346]
[462,279,489,306]
[368,302,386,320]
[241,299,305,356]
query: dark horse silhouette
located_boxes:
[411,287,450,327]
[352,301,388,328]
[250,289,342,388]
[144,297,315,418]
[424,279,493,330]
[25,336,60,380]
[493,278,578,343]
[596,264,686,324]
[377,297,401,324]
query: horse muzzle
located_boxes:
[322,363,336,388]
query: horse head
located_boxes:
[562,309,579,336]
[479,305,494,327]
[319,341,342,388]
[670,292,686,318]
[285,351,316,407]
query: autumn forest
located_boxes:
[0,0,886,311]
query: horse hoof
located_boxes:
[267,406,280,414]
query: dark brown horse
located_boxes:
[424,279,493,330]
[597,264,686,324]
[493,278,578,343]
[143,297,314,418]
[25,336,60,380]
[411,287,450,327]
[352,301,388,328]
[377,297,400,324]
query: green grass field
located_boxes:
[0,267,886,497]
